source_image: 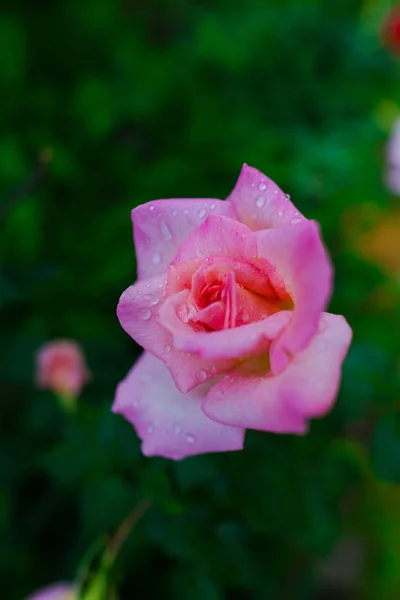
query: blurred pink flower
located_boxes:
[36,340,90,398]
[26,583,76,600]
[113,164,352,459]
[386,117,400,195]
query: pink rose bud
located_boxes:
[26,583,76,600]
[36,340,90,399]
[113,164,352,460]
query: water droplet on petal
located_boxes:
[285,193,291,200]
[210,366,217,374]
[277,210,283,217]
[259,182,267,191]
[291,217,301,224]
[183,209,189,215]
[186,433,196,444]
[242,310,250,322]
[149,204,155,211]
[160,221,172,241]
[138,308,152,320]
[197,207,207,219]
[172,209,178,217]
[152,252,162,265]
[147,424,154,434]
[143,293,159,305]
[164,344,171,353]
[174,424,182,436]
[197,369,207,382]
[210,203,216,210]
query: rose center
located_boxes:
[167,255,292,333]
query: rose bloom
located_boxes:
[386,117,400,195]
[26,583,76,600]
[113,165,352,460]
[36,340,90,398]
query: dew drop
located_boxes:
[242,310,250,322]
[173,423,182,436]
[285,193,291,200]
[138,308,151,320]
[197,207,207,219]
[291,217,301,224]
[259,182,267,191]
[164,344,171,353]
[183,209,189,215]
[143,293,159,305]
[210,366,217,374]
[186,433,197,444]
[152,252,162,265]
[210,203,216,210]
[197,369,207,382]
[160,221,172,241]
[277,210,284,217]
[147,424,154,434]
[172,209,178,217]
[149,204,155,211]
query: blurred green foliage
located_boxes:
[1,0,400,598]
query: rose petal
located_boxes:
[132,199,236,279]
[26,583,75,600]
[202,313,352,432]
[113,352,245,460]
[117,278,234,392]
[173,214,257,263]
[226,164,306,230]
[255,220,332,371]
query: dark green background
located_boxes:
[1,1,400,598]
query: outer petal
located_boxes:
[113,352,245,460]
[132,199,236,279]
[226,164,305,230]
[117,277,234,392]
[26,583,75,600]
[160,296,291,360]
[173,214,258,263]
[202,313,352,433]
[255,220,332,372]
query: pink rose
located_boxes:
[26,583,76,600]
[36,340,90,398]
[113,165,352,460]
